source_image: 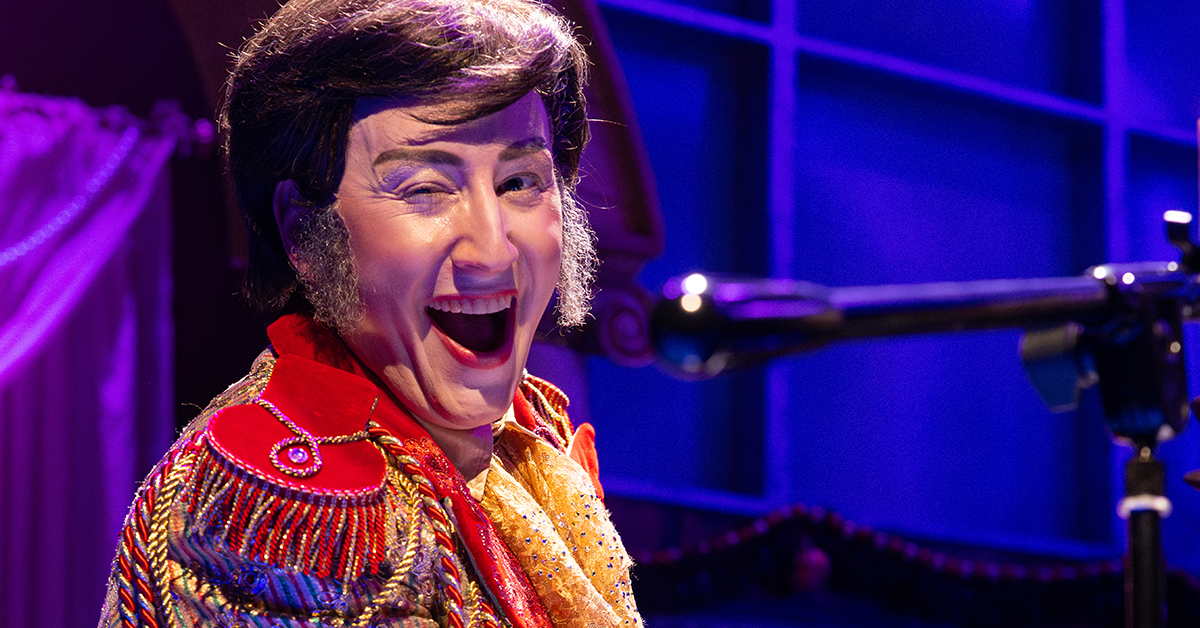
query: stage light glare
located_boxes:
[680,294,703,313]
[1092,266,1109,280]
[1122,272,1135,285]
[683,273,708,295]
[1164,210,1193,224]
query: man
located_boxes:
[99,0,642,626]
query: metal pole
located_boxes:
[1121,447,1169,628]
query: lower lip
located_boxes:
[431,306,516,370]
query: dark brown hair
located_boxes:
[221,0,590,311]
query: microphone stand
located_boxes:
[650,216,1200,628]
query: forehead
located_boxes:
[348,92,551,151]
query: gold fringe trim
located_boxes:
[184,432,389,583]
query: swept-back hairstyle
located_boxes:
[221,0,594,325]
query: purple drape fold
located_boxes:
[0,85,180,627]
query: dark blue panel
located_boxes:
[777,333,1116,547]
[588,357,765,494]
[793,57,1105,286]
[588,8,771,494]
[1127,135,1199,262]
[798,0,1102,104]
[780,58,1114,546]
[646,0,771,23]
[1126,3,1200,130]
[600,7,771,288]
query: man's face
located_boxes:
[332,92,563,432]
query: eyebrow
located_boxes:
[372,137,549,168]
[498,137,549,161]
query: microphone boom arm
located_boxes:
[649,214,1200,628]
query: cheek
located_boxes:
[345,216,439,286]
[526,214,564,280]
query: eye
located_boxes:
[398,183,453,207]
[403,184,440,197]
[497,175,538,194]
[497,174,552,207]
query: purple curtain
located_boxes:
[0,84,181,627]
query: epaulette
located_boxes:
[185,353,391,582]
[518,373,576,450]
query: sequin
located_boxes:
[477,413,643,626]
[287,446,310,464]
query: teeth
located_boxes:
[428,295,513,315]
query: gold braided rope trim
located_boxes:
[112,352,274,628]
[118,500,157,627]
[352,466,425,627]
[521,373,569,414]
[466,580,484,626]
[431,492,500,627]
[436,495,468,626]
[521,376,574,446]
[389,469,424,578]
[369,431,502,627]
[186,431,389,581]
[256,396,375,479]
[370,432,471,627]
[447,504,507,628]
[148,449,196,628]
[463,577,502,628]
[117,432,212,628]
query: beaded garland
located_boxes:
[632,501,1200,624]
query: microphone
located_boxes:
[651,271,1124,376]
[649,211,1200,628]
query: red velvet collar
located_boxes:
[268,312,370,378]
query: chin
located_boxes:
[422,296,538,424]
[424,352,528,427]
[427,385,518,430]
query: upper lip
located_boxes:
[427,293,515,315]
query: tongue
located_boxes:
[428,309,508,353]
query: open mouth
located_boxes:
[426,295,514,354]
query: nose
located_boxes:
[450,186,519,274]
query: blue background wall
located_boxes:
[583,0,1200,573]
[1,0,1198,619]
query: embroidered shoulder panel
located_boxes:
[102,339,514,627]
[182,352,392,581]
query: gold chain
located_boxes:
[257,397,375,478]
